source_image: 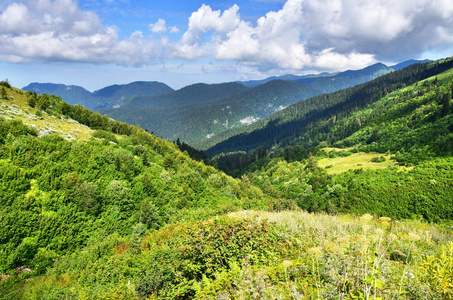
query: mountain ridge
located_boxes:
[23,81,174,110]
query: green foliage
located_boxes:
[0,79,11,88]
[0,117,271,278]
[4,211,452,299]
[0,87,7,100]
[206,58,453,157]
[371,156,386,163]
[420,242,453,299]
[244,153,453,221]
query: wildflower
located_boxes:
[408,232,421,241]
[379,216,392,222]
[387,233,397,241]
[308,247,323,256]
[324,241,338,253]
[217,225,220,228]
[354,234,367,243]
[337,235,351,245]
[360,214,373,223]
[374,228,384,236]
[282,260,293,268]
[362,225,371,232]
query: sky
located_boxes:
[1,0,453,91]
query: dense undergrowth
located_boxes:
[245,155,453,222]
[2,211,452,299]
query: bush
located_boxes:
[0,79,11,88]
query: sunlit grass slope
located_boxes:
[317,147,412,174]
[0,87,93,140]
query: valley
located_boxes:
[25,62,404,146]
[1,57,452,299]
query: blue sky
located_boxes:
[1,0,453,91]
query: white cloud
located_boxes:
[182,0,453,71]
[149,18,167,33]
[1,0,453,74]
[174,4,241,59]
[0,0,158,65]
[170,26,180,33]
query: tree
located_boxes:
[0,87,7,99]
[139,198,160,230]
[74,182,99,215]
[442,92,451,117]
[27,92,37,107]
[38,94,50,110]
[0,79,11,88]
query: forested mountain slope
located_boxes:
[23,81,174,110]
[205,58,453,156]
[207,58,453,226]
[101,63,393,145]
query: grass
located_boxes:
[2,209,452,299]
[0,87,93,140]
[226,210,452,299]
[317,148,412,174]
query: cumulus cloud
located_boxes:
[0,0,158,65]
[176,0,453,71]
[173,4,241,58]
[1,0,453,73]
[149,19,167,33]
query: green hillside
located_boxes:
[206,58,453,223]
[0,83,276,298]
[1,64,453,300]
[205,58,453,156]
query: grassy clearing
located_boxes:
[317,148,412,174]
[0,87,93,140]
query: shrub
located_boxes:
[0,79,11,88]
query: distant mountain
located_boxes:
[122,82,248,108]
[390,59,431,71]
[92,81,174,108]
[101,63,396,145]
[23,81,174,110]
[238,60,431,88]
[22,82,98,108]
[204,58,453,156]
[238,63,392,87]
[23,59,430,146]
[238,72,337,87]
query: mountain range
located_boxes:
[23,81,174,111]
[23,60,429,145]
